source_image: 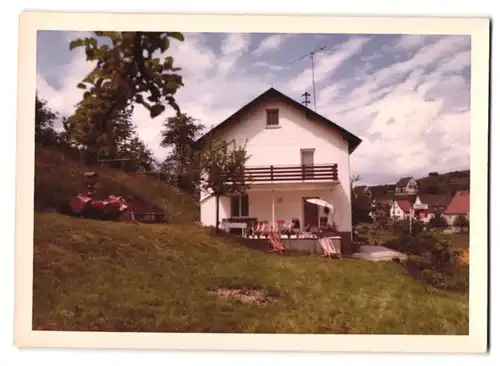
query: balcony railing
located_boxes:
[237,163,338,183]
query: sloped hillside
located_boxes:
[32,147,469,334]
[34,146,199,223]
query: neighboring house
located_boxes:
[394,177,419,195]
[389,200,413,221]
[196,87,362,254]
[413,194,453,223]
[443,191,470,226]
[353,185,372,199]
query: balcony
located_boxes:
[239,163,338,183]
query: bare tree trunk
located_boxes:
[215,194,220,233]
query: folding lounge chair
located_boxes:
[319,237,342,259]
[268,230,287,255]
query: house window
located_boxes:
[230,194,249,217]
[266,109,279,126]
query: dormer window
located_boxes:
[266,108,279,127]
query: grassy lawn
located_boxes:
[32,146,469,335]
[33,212,469,334]
[355,224,397,245]
[434,232,470,250]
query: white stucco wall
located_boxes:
[200,186,350,231]
[199,96,353,232]
[389,202,408,221]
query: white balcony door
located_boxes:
[301,149,315,179]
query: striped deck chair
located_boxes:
[268,230,287,255]
[319,237,342,259]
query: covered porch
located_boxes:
[216,182,356,255]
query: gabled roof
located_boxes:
[395,200,413,212]
[396,177,414,187]
[194,87,363,154]
[444,191,470,215]
[417,194,452,210]
[376,194,417,204]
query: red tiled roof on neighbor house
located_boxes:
[444,191,470,215]
[396,200,413,212]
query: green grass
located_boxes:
[355,224,397,245]
[434,232,470,250]
[33,212,469,334]
[32,146,469,334]
[35,146,199,223]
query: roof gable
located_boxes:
[395,200,412,212]
[444,191,470,215]
[194,87,362,154]
[417,194,452,207]
[396,177,414,187]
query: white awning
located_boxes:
[306,198,334,210]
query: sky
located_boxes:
[36,31,471,186]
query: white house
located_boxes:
[389,199,413,221]
[394,177,419,195]
[195,88,362,254]
[443,191,470,226]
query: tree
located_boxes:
[429,214,448,228]
[118,136,155,172]
[160,113,204,193]
[352,194,372,226]
[67,31,185,162]
[421,175,441,194]
[350,173,361,191]
[196,138,250,232]
[453,215,469,231]
[35,92,59,145]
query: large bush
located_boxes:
[392,218,425,237]
[384,231,467,292]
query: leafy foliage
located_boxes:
[65,31,185,163]
[117,136,155,172]
[196,138,250,231]
[429,213,448,228]
[160,113,204,193]
[35,93,66,146]
[453,215,469,230]
[351,194,373,226]
[70,31,184,117]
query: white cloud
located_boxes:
[287,36,371,92]
[252,34,292,56]
[217,33,251,74]
[36,32,470,185]
[314,35,471,185]
[36,47,96,126]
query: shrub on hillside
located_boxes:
[453,215,469,232]
[429,214,448,229]
[386,231,468,292]
[392,219,425,237]
[421,268,469,292]
[384,232,436,256]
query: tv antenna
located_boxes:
[288,45,328,111]
[301,91,311,108]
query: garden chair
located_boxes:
[319,237,342,259]
[268,229,287,255]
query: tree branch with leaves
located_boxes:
[195,138,251,232]
[66,31,185,163]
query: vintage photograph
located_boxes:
[22,13,488,349]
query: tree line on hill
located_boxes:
[36,31,250,231]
